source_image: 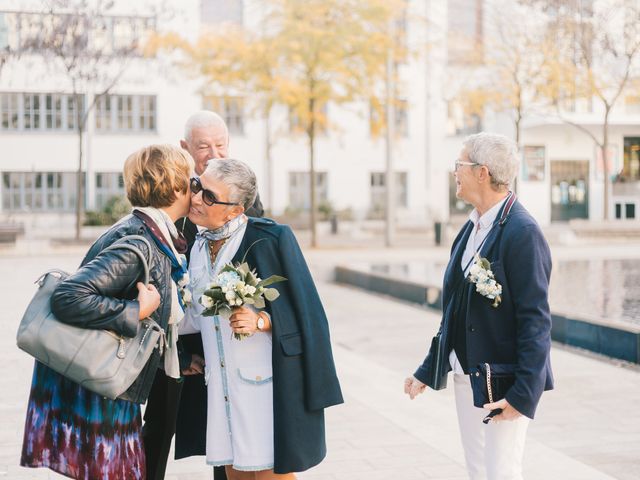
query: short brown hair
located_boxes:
[124,144,194,208]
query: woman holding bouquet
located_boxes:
[180,158,343,479]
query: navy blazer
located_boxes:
[177,217,343,473]
[415,200,554,419]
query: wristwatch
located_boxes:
[256,313,266,331]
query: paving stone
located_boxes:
[2,250,639,479]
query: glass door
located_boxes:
[550,160,589,221]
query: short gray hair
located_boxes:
[204,158,257,210]
[463,132,519,189]
[184,110,229,143]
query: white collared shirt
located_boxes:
[449,195,508,374]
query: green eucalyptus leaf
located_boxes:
[205,289,226,301]
[245,270,259,286]
[263,288,280,302]
[220,264,237,274]
[257,275,287,288]
[479,258,491,270]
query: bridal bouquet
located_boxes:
[199,261,287,340]
[468,254,502,308]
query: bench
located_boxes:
[0,222,25,243]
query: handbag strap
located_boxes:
[101,235,152,285]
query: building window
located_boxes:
[615,202,637,220]
[0,93,19,130]
[626,96,640,114]
[288,172,328,211]
[116,95,133,131]
[203,96,244,135]
[522,146,546,181]
[139,95,156,131]
[0,92,85,132]
[1,171,82,211]
[201,0,243,26]
[95,172,125,210]
[394,6,408,64]
[621,137,640,181]
[95,94,156,133]
[395,99,409,138]
[95,95,112,131]
[447,99,481,136]
[369,172,408,218]
[369,98,409,138]
[23,93,41,130]
[448,0,483,64]
[45,94,63,130]
[66,94,84,130]
[0,10,154,55]
[0,12,9,49]
[289,104,328,135]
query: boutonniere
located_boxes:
[177,271,192,307]
[468,254,502,308]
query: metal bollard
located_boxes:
[330,214,338,235]
[434,221,442,245]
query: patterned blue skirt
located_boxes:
[20,361,146,480]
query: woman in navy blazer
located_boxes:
[405,133,553,479]
[181,158,343,479]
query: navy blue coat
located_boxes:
[178,217,343,473]
[414,200,554,419]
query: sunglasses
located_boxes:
[189,177,239,207]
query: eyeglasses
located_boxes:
[189,177,239,207]
[454,160,481,171]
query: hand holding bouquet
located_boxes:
[199,261,286,339]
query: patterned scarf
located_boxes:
[196,214,248,249]
[132,207,188,379]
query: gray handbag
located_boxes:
[16,235,166,400]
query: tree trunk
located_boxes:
[514,111,521,195]
[602,105,610,220]
[308,102,317,248]
[75,93,84,241]
[384,43,395,248]
[264,103,273,216]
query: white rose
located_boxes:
[182,289,192,303]
[225,291,235,301]
[246,285,256,295]
[178,272,190,287]
[201,295,214,309]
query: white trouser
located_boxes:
[454,373,530,480]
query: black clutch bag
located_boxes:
[422,331,448,391]
[470,363,517,423]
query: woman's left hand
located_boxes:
[229,306,260,336]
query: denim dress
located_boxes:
[180,223,274,472]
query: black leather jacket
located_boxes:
[50,214,173,403]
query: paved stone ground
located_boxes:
[1,247,639,479]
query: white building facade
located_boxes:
[1,0,638,234]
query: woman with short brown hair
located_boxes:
[20,144,194,480]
